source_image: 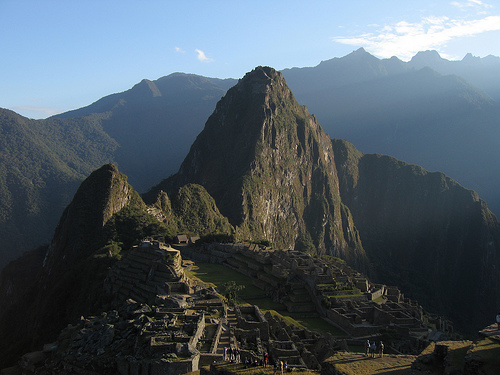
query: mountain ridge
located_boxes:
[145,66,368,268]
[1,64,500,369]
[332,138,500,332]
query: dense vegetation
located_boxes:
[0,109,117,270]
[0,74,234,270]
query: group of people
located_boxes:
[222,348,291,373]
[273,359,288,374]
[222,346,241,362]
[364,340,384,358]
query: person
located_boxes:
[370,341,376,357]
[228,347,233,361]
[273,361,279,374]
[379,341,384,358]
[364,340,370,356]
[264,352,269,367]
[223,346,227,361]
[280,360,284,375]
[496,312,500,330]
[284,361,288,372]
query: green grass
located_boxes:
[187,262,263,298]
[463,338,500,374]
[244,298,286,311]
[212,362,318,374]
[188,262,347,337]
[324,352,418,375]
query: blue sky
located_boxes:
[2,0,500,119]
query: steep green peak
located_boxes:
[45,164,140,271]
[236,66,285,94]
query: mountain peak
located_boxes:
[44,163,136,272]
[146,66,367,264]
[344,47,372,59]
[236,66,284,94]
[353,47,367,54]
[410,50,445,66]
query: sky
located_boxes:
[2,0,500,119]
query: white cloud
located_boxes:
[451,0,492,9]
[175,46,185,53]
[195,49,213,63]
[332,14,500,60]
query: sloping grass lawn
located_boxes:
[211,362,318,375]
[188,262,346,336]
[187,262,263,298]
[466,337,500,374]
[324,352,419,375]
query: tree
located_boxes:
[221,281,245,305]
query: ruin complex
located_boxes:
[21,239,452,374]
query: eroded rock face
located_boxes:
[332,138,500,333]
[147,67,367,268]
[44,163,136,273]
[0,164,142,368]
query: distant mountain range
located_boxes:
[0,48,499,274]
[282,48,500,217]
[0,75,234,269]
[1,67,499,367]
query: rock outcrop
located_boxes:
[146,67,367,269]
[0,164,141,367]
[332,138,500,333]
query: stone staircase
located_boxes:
[216,308,238,359]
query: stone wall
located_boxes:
[325,309,380,337]
[236,305,270,341]
[117,354,200,375]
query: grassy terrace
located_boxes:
[207,362,318,375]
[187,262,346,336]
[324,352,418,375]
[324,339,500,375]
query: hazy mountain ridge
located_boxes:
[1,65,500,368]
[282,48,500,216]
[409,49,500,101]
[0,74,234,269]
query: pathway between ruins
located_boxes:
[217,308,237,358]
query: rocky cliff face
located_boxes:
[332,138,500,333]
[0,163,236,367]
[146,67,367,268]
[43,164,137,272]
[0,164,141,367]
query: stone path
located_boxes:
[216,308,237,358]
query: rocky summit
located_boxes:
[146,66,367,270]
[1,65,500,373]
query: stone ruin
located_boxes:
[179,241,454,354]
[21,239,453,373]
